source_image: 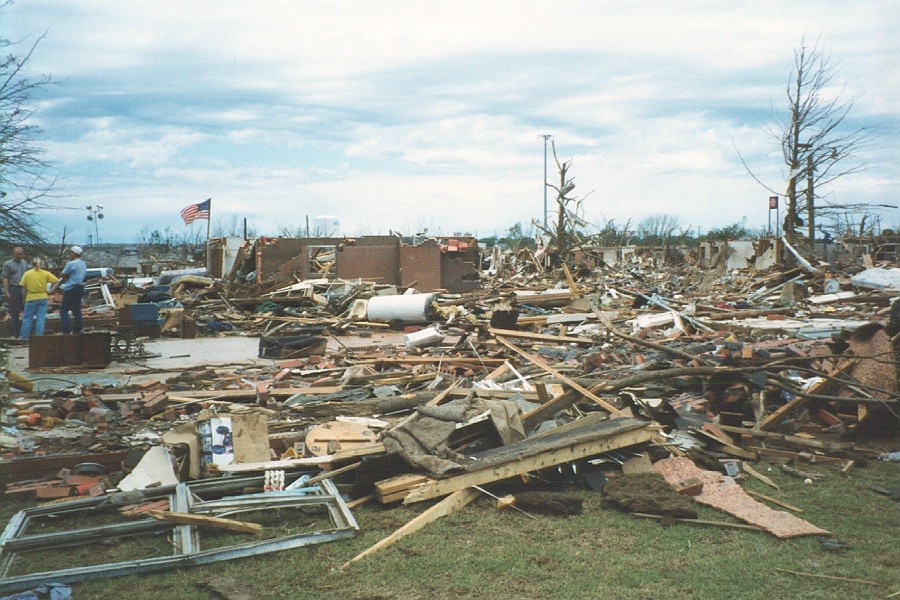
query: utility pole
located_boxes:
[806,152,815,247]
[541,134,552,229]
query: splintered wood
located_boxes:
[653,457,829,538]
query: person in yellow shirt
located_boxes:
[18,257,59,339]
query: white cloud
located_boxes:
[10,1,898,243]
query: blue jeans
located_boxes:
[19,298,48,339]
[60,284,84,334]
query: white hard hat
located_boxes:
[70,245,83,255]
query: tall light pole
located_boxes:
[541,134,552,229]
[86,205,104,246]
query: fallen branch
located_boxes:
[775,568,883,587]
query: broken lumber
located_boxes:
[148,510,262,534]
[343,488,478,568]
[405,418,654,504]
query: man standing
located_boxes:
[50,246,87,334]
[19,257,58,339]
[2,247,27,337]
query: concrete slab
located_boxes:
[5,335,274,392]
[4,330,427,392]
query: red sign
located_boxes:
[768,196,779,209]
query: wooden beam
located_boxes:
[749,446,846,464]
[630,513,764,531]
[742,463,779,490]
[488,327,595,345]
[306,461,362,486]
[758,395,806,430]
[745,489,802,512]
[215,455,333,473]
[521,389,581,430]
[166,387,345,400]
[354,357,506,366]
[719,425,853,452]
[331,442,386,463]
[775,569,883,587]
[343,488,478,568]
[148,510,262,534]
[493,335,623,416]
[561,263,582,297]
[404,426,653,504]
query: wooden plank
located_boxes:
[630,512,764,531]
[719,425,852,452]
[148,510,262,534]
[745,489,802,512]
[375,474,432,497]
[343,488,479,568]
[690,428,757,460]
[749,446,846,464]
[534,382,552,405]
[168,387,345,400]
[331,442,386,463]
[742,463,779,490]
[447,388,543,402]
[561,263,582,297]
[214,455,333,473]
[355,357,506,365]
[306,461,362,486]
[758,395,806,430]
[493,335,623,416]
[775,569,883,587]
[488,327,594,345]
[346,494,374,509]
[404,426,654,504]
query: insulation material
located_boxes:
[847,326,898,399]
[117,446,179,492]
[653,456,829,538]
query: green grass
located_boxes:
[1,460,898,600]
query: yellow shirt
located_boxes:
[19,268,59,302]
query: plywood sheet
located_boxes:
[653,457,828,538]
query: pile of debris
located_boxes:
[1,250,899,594]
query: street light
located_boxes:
[541,134,552,229]
[86,205,104,246]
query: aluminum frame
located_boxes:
[0,474,357,594]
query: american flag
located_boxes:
[181,199,211,225]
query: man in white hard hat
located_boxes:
[49,246,87,334]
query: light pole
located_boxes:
[541,134,552,229]
[86,205,104,247]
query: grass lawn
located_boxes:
[1,458,897,600]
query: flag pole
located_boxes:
[206,198,212,272]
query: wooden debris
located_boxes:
[148,510,263,534]
[343,488,479,568]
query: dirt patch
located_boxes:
[512,491,583,516]
[602,473,699,518]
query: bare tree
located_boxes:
[213,214,256,238]
[534,141,589,266]
[636,214,691,263]
[0,19,57,249]
[771,37,873,256]
[637,214,683,245]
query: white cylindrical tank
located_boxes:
[366,293,436,322]
[312,215,340,237]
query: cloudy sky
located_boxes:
[8,1,899,245]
